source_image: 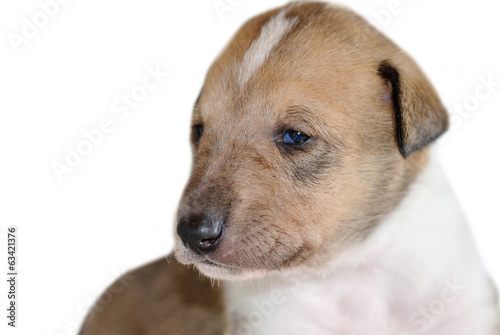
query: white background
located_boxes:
[0,0,499,334]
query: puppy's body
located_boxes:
[80,2,500,334]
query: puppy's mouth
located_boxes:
[174,241,271,280]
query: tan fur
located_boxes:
[80,2,449,333]
[175,1,443,279]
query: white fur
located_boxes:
[238,10,298,88]
[224,158,499,334]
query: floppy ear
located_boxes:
[378,60,448,158]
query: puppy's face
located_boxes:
[174,2,447,280]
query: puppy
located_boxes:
[79,2,500,334]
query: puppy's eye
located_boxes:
[192,124,203,142]
[283,130,310,144]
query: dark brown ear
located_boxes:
[378,60,448,158]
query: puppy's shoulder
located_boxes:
[79,255,226,335]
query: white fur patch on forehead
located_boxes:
[238,9,299,88]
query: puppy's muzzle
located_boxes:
[177,214,224,255]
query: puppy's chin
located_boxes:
[174,244,270,281]
[195,260,269,281]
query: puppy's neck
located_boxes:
[223,157,497,334]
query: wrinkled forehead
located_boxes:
[195,79,336,139]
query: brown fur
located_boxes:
[80,2,448,333]
[79,257,226,335]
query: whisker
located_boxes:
[336,224,365,232]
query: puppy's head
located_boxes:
[174,2,448,280]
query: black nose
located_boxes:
[177,214,224,254]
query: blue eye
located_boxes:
[283,130,310,144]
